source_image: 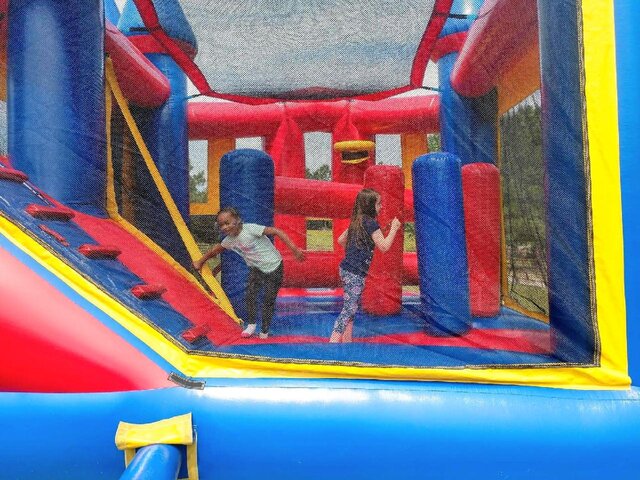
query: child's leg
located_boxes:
[260,262,284,335]
[331,269,365,341]
[342,318,354,343]
[242,267,261,336]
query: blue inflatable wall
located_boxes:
[413,152,471,335]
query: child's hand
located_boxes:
[193,259,203,271]
[390,217,401,231]
[294,248,305,262]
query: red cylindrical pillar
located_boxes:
[402,252,419,285]
[461,162,501,316]
[361,166,405,315]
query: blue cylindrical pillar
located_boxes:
[439,55,498,166]
[116,0,196,267]
[413,152,471,336]
[437,8,497,166]
[135,56,190,222]
[439,53,475,165]
[220,149,275,322]
[119,444,181,480]
[118,0,196,223]
[8,0,106,216]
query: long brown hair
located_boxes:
[346,188,379,248]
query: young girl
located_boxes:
[330,189,401,343]
[194,207,305,339]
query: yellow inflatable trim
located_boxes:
[105,58,240,324]
[333,140,375,151]
[116,413,199,480]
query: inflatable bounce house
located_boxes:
[2,0,640,477]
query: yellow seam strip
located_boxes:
[105,84,119,218]
[103,64,219,301]
[582,0,628,375]
[105,60,238,322]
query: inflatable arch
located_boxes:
[1,0,640,478]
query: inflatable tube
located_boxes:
[438,53,475,165]
[2,383,640,479]
[188,97,440,139]
[105,21,170,108]
[135,54,190,222]
[268,116,306,249]
[281,251,419,288]
[413,153,471,335]
[281,252,341,288]
[451,0,539,98]
[274,177,361,219]
[120,445,181,480]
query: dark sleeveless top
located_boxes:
[339,217,380,277]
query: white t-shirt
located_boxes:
[221,223,282,273]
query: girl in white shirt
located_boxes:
[194,207,305,339]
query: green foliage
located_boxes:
[404,222,416,252]
[189,165,207,203]
[427,133,441,152]
[305,164,331,181]
[500,96,548,314]
[500,102,545,245]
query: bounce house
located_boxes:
[1,0,640,477]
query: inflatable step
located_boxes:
[131,284,167,300]
[182,323,211,343]
[0,168,29,183]
[25,204,75,221]
[78,244,122,259]
[38,224,70,247]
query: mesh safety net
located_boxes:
[127,0,451,101]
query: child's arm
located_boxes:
[263,226,305,261]
[193,243,225,271]
[337,229,348,248]
[371,217,402,253]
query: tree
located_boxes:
[189,166,207,203]
[305,164,331,181]
[427,133,441,152]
